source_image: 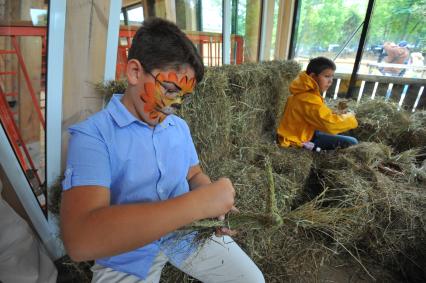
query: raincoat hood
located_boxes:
[289,71,321,97]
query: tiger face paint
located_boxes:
[140,71,195,122]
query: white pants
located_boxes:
[91,235,264,283]
[0,193,57,283]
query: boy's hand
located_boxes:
[216,206,239,237]
[341,112,355,119]
[197,177,236,219]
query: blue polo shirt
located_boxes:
[62,94,199,279]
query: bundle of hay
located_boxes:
[353,99,426,152]
[352,99,411,145]
[94,79,127,103]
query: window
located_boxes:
[231,0,262,63]
[0,0,49,212]
[358,0,425,79]
[291,0,369,73]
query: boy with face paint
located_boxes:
[277,57,359,150]
[60,18,264,283]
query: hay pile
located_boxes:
[62,60,425,282]
[314,144,425,280]
[353,99,426,152]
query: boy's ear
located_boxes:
[126,59,143,85]
[308,72,318,80]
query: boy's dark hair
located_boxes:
[128,17,204,82]
[306,57,336,75]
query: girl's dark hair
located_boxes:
[306,57,336,75]
[128,17,204,82]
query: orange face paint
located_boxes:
[140,71,195,122]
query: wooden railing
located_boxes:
[324,73,425,112]
[367,62,426,78]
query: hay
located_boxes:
[49,177,63,215]
[94,79,127,102]
[353,99,410,144]
[313,143,426,281]
[180,60,301,168]
[353,99,426,152]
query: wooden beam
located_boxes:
[275,0,295,59]
[259,0,275,61]
[62,0,110,166]
[244,0,262,62]
[18,0,44,143]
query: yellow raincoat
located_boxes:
[277,72,358,147]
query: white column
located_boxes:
[222,0,231,65]
[104,0,122,81]
[45,0,68,260]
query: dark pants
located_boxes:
[311,131,358,150]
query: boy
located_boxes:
[276,57,358,150]
[60,18,264,283]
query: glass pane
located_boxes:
[127,6,144,25]
[231,0,262,63]
[359,0,425,79]
[178,0,223,66]
[268,0,281,60]
[199,0,222,66]
[354,0,425,111]
[0,0,48,212]
[259,0,281,61]
[292,0,369,73]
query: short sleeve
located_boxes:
[62,128,111,191]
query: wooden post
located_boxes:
[274,0,295,59]
[244,0,261,62]
[259,0,275,61]
[18,0,44,143]
[62,0,111,166]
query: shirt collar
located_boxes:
[107,94,176,128]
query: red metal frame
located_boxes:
[0,85,42,186]
[11,36,46,128]
[0,26,46,128]
[0,26,46,191]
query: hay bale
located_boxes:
[180,69,234,168]
[353,99,411,146]
[182,61,300,162]
[399,110,426,151]
[353,99,426,152]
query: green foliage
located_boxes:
[294,0,425,55]
[368,0,426,46]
